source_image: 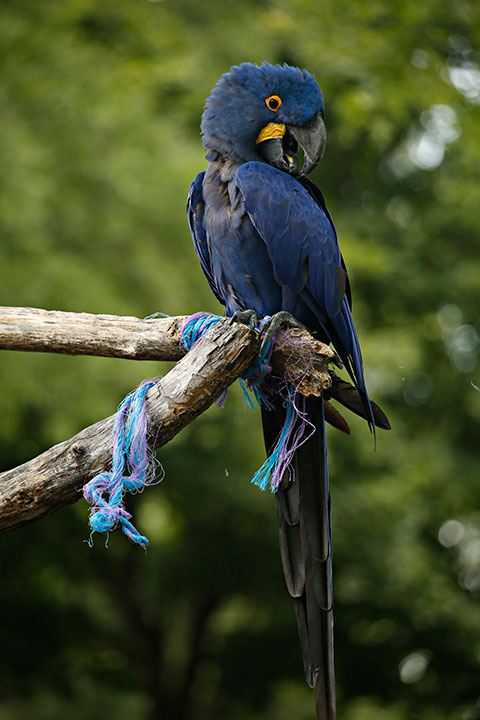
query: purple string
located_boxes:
[182,312,222,350]
[83,311,316,547]
[181,312,315,493]
[83,379,163,547]
[251,386,315,492]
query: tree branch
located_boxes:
[0,307,334,535]
[0,305,187,360]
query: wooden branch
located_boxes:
[0,305,334,393]
[0,306,334,535]
[0,319,258,535]
[0,306,187,360]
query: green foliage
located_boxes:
[1,1,480,718]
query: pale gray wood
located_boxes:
[0,306,186,360]
[0,308,334,395]
[0,307,334,535]
[0,319,258,534]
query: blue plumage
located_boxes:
[187,171,226,306]
[201,62,324,164]
[187,62,387,720]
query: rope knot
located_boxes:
[83,311,315,546]
[83,379,163,547]
[181,312,313,491]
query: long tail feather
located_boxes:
[262,396,336,720]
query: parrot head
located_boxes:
[201,62,326,176]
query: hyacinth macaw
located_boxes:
[187,62,390,720]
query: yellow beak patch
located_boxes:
[256,122,286,145]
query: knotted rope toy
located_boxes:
[83,379,163,547]
[83,312,314,546]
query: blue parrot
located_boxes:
[187,62,390,720]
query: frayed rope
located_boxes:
[181,312,314,493]
[83,311,314,546]
[250,385,315,492]
[83,379,163,547]
[181,312,273,410]
[182,311,223,349]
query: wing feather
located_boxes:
[187,172,225,305]
[236,162,374,427]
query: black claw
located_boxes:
[260,311,308,355]
[230,309,262,328]
[330,351,343,369]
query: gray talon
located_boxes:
[330,351,343,369]
[231,309,262,328]
[260,311,308,355]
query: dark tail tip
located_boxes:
[324,399,352,435]
[326,371,391,431]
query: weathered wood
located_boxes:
[0,306,186,360]
[0,306,334,394]
[0,307,335,535]
[0,319,258,535]
[270,326,334,397]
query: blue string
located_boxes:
[181,312,307,493]
[251,395,296,490]
[83,379,162,547]
[83,311,308,547]
[182,312,223,350]
[239,335,273,408]
[181,312,273,409]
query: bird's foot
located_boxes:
[329,351,343,369]
[260,311,308,355]
[230,309,262,329]
[307,329,343,368]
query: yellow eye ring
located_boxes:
[265,95,282,112]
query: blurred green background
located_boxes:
[1,1,480,718]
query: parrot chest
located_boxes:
[202,161,282,316]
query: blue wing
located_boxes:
[235,162,373,423]
[187,172,226,306]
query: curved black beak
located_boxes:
[256,111,326,177]
[256,136,299,175]
[287,111,326,176]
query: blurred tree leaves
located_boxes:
[1,1,480,719]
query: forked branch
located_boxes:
[0,307,334,535]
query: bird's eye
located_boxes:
[265,95,282,112]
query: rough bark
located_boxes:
[0,319,257,534]
[0,305,186,360]
[0,307,334,535]
[0,307,334,393]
